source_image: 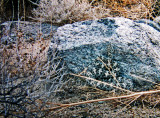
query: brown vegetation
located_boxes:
[32,0,160,25]
[0,0,160,117]
[0,0,160,24]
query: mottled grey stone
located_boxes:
[50,17,160,91]
[154,16,160,25]
[0,21,58,45]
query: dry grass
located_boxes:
[0,22,64,117]
[30,81,160,117]
[0,0,160,24]
[32,0,109,25]
[97,0,159,20]
[32,0,160,25]
[0,36,50,76]
[0,0,160,117]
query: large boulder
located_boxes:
[49,17,160,91]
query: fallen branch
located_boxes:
[44,89,160,111]
[10,89,160,115]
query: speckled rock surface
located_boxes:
[49,17,160,91]
[0,21,58,45]
[154,16,160,25]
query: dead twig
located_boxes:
[70,73,132,93]
[97,57,121,87]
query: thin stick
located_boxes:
[23,0,25,21]
[59,90,160,107]
[70,73,132,93]
[115,94,142,117]
[97,57,121,87]
[130,74,157,84]
[28,0,39,6]
[18,0,20,30]
[39,89,160,112]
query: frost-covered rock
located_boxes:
[50,17,160,91]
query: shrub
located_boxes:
[0,22,65,117]
[90,0,160,20]
[33,0,160,25]
[32,0,110,25]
